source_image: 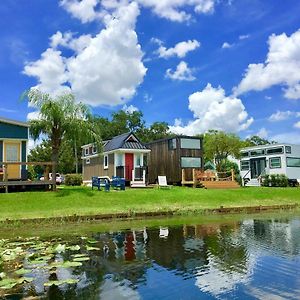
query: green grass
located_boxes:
[0,186,299,221]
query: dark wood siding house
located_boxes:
[146,136,203,184]
[82,132,151,187]
[0,117,29,180]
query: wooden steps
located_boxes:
[200,181,240,189]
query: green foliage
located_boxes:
[244,135,275,147]
[65,174,83,186]
[261,174,288,187]
[204,130,243,171]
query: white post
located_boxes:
[143,169,146,184]
[132,169,135,182]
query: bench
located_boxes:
[92,176,110,192]
[111,176,125,190]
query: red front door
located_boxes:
[125,153,134,180]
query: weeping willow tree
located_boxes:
[25,90,101,190]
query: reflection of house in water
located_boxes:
[241,218,300,256]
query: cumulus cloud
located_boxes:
[268,110,299,122]
[234,29,300,100]
[239,34,250,40]
[60,0,216,23]
[24,2,147,107]
[222,42,233,49]
[294,121,300,129]
[166,61,196,81]
[256,127,268,139]
[271,132,300,143]
[169,83,253,135]
[155,39,200,58]
[23,48,71,96]
[122,104,139,113]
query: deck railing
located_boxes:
[0,161,54,193]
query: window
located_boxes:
[266,147,283,155]
[287,157,300,167]
[250,149,265,156]
[104,155,108,169]
[285,146,292,154]
[86,158,90,165]
[180,138,201,149]
[181,157,202,168]
[6,144,19,162]
[168,138,176,150]
[270,157,281,169]
[115,153,123,166]
[240,161,250,171]
[241,151,249,158]
[92,145,97,154]
[135,154,141,166]
[84,148,89,156]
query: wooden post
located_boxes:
[192,168,196,188]
[231,169,235,181]
[4,163,8,193]
[181,169,185,185]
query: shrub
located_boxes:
[262,174,288,187]
[65,174,82,186]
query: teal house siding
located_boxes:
[22,141,27,170]
[0,122,28,140]
[0,141,2,165]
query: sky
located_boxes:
[1,0,300,143]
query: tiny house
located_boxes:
[239,143,300,186]
[82,132,150,186]
[0,117,29,180]
[146,136,203,184]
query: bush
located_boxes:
[65,174,82,186]
[261,174,288,187]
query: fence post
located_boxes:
[4,163,8,193]
[231,169,234,181]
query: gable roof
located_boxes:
[103,132,148,152]
[0,117,29,127]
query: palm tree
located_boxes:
[26,89,101,190]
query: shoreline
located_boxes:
[1,203,298,225]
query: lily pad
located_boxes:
[44,279,79,287]
[0,278,18,290]
[48,261,82,269]
[55,244,66,253]
[71,254,88,258]
[73,257,90,262]
[87,239,97,244]
[67,245,80,251]
[86,246,100,251]
[15,268,31,275]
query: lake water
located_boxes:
[1,213,300,299]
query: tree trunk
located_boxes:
[74,140,78,174]
[51,140,60,192]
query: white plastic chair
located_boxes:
[158,176,172,189]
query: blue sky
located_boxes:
[1,0,300,142]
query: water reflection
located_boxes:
[1,215,300,299]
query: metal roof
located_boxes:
[103,132,148,152]
[0,117,29,127]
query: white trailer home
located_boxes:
[239,144,300,186]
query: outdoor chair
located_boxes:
[92,176,110,192]
[158,176,172,189]
[111,176,126,190]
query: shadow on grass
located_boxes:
[56,187,95,198]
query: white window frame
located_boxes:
[84,148,89,156]
[104,154,109,169]
[86,158,90,165]
[92,145,97,154]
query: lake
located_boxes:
[1,212,300,299]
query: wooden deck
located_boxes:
[200,180,240,189]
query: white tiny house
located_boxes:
[239,144,300,186]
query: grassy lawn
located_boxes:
[0,186,299,221]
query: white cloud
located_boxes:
[239,34,250,40]
[156,39,200,58]
[166,61,196,81]
[60,0,106,23]
[122,104,139,113]
[268,110,298,122]
[50,31,92,53]
[256,127,268,139]
[169,83,253,135]
[265,95,272,100]
[23,48,71,96]
[27,111,41,120]
[294,121,300,129]
[271,132,300,143]
[234,29,300,100]
[222,42,233,49]
[143,93,153,103]
[24,2,147,107]
[60,0,216,23]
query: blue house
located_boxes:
[0,117,29,180]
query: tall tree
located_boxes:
[137,121,171,143]
[204,130,243,172]
[244,135,271,146]
[25,90,101,190]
